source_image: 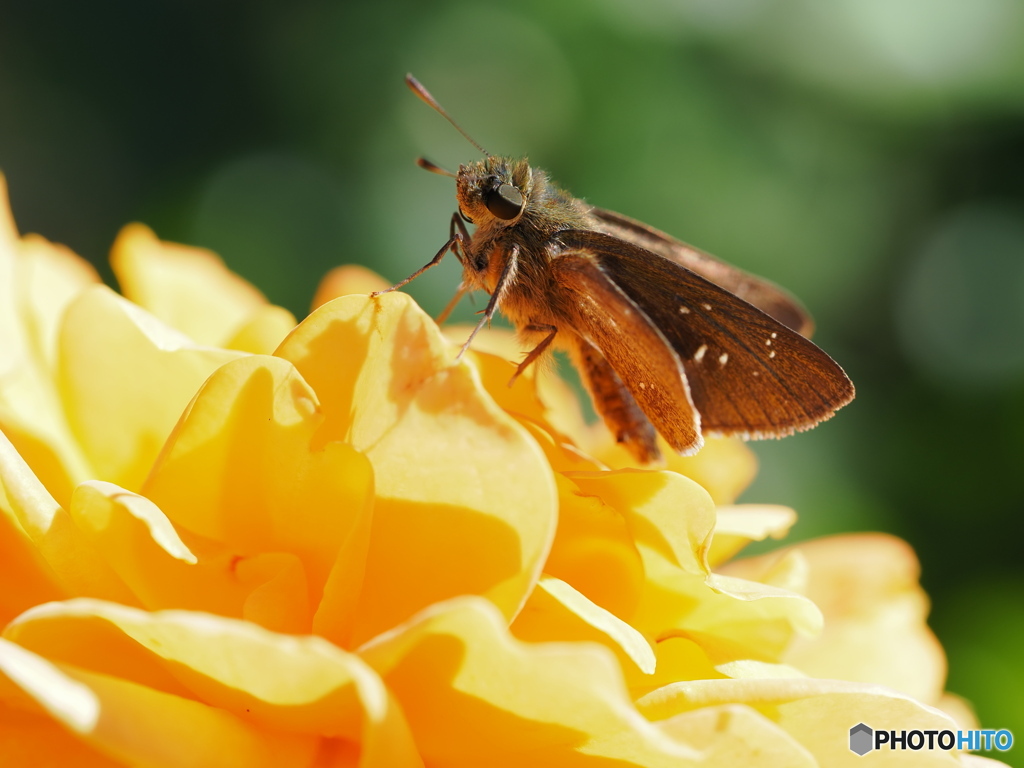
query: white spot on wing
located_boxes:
[694,344,707,363]
[702,303,712,311]
[771,332,778,339]
[639,382,646,390]
[719,353,729,366]
[765,338,772,346]
[769,350,776,359]
[679,305,690,314]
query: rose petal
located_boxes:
[655,704,816,767]
[442,324,592,448]
[359,596,701,766]
[661,437,759,505]
[58,286,243,491]
[729,534,947,704]
[0,703,119,767]
[0,194,100,505]
[442,324,760,493]
[141,355,374,639]
[512,576,656,675]
[74,481,197,566]
[0,431,69,622]
[0,430,135,608]
[638,677,972,766]
[312,265,391,309]
[4,599,422,767]
[68,482,318,633]
[568,470,716,582]
[17,234,102,366]
[635,637,723,698]
[960,757,1013,767]
[0,637,100,733]
[0,178,100,374]
[544,473,645,620]
[511,416,605,473]
[567,470,822,662]
[0,507,65,626]
[693,572,823,653]
[111,223,277,349]
[708,504,797,567]
[224,305,298,355]
[590,433,759,505]
[715,659,806,679]
[0,634,320,768]
[276,293,557,643]
[935,693,979,731]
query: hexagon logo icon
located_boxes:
[850,723,874,756]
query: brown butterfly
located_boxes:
[376,75,854,463]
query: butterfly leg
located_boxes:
[434,214,477,322]
[572,336,661,464]
[371,212,467,296]
[508,324,558,386]
[452,211,472,262]
[435,284,467,324]
[447,209,472,267]
[456,244,520,358]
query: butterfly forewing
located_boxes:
[555,231,854,439]
[548,252,703,454]
[590,207,815,337]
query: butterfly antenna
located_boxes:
[406,74,490,157]
[416,156,457,178]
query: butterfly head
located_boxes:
[456,157,534,226]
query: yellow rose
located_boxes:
[0,176,1005,766]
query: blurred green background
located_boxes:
[2,0,1022,759]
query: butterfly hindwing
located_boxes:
[547,251,703,454]
[553,230,854,439]
[570,335,662,463]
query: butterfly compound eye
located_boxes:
[484,183,524,220]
